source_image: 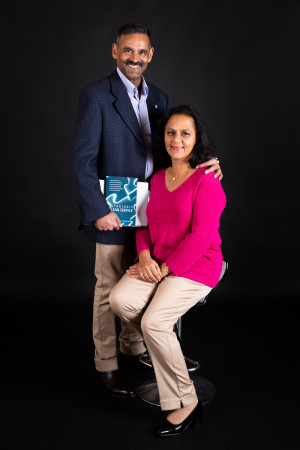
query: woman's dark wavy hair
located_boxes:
[152,105,216,170]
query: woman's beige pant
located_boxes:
[109,274,212,410]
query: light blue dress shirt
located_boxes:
[117,67,153,179]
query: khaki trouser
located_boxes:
[109,274,212,410]
[93,243,146,372]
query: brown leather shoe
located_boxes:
[95,370,136,398]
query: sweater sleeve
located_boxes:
[166,174,226,274]
[136,227,152,255]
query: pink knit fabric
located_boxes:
[136,168,226,288]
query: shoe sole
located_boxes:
[95,379,136,398]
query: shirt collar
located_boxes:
[117,67,149,99]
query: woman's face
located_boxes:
[164,114,197,163]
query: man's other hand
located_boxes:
[93,212,122,231]
[197,157,223,181]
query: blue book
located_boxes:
[99,176,149,227]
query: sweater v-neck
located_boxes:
[164,168,198,193]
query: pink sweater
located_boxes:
[136,168,226,288]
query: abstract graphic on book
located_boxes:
[99,176,149,226]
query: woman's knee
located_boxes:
[109,276,147,319]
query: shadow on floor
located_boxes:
[1,291,299,450]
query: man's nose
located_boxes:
[130,51,140,62]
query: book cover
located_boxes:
[99,176,149,227]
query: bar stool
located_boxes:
[135,261,228,407]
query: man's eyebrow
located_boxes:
[123,46,148,52]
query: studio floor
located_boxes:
[2,290,299,450]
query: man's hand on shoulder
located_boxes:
[93,212,122,231]
[197,157,223,181]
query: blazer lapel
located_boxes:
[110,71,144,145]
[146,88,163,134]
[146,89,156,115]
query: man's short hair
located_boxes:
[116,23,151,45]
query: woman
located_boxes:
[109,105,226,437]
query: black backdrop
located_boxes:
[3,0,300,302]
[2,1,300,449]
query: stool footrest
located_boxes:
[184,356,200,372]
[139,352,200,373]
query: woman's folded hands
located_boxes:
[126,250,164,283]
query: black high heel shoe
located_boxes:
[152,401,202,437]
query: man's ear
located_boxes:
[112,43,117,60]
[148,46,154,62]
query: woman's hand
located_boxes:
[126,250,162,283]
[197,157,223,181]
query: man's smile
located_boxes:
[128,64,141,69]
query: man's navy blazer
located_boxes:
[70,70,170,244]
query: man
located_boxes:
[70,23,222,398]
